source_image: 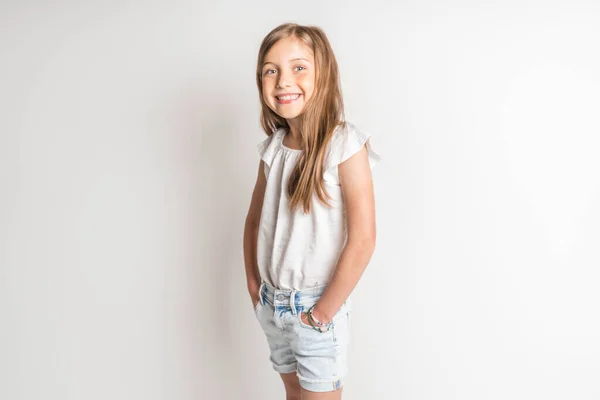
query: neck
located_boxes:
[286,119,301,141]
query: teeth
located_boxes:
[277,94,300,101]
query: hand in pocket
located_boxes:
[252,297,260,309]
[251,285,261,309]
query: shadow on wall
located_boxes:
[158,77,269,397]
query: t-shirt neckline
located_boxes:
[280,130,304,153]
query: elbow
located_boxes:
[348,233,376,254]
[367,236,377,254]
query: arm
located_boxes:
[243,160,268,305]
[304,144,377,325]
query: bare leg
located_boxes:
[301,385,342,400]
[280,371,301,400]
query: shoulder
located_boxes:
[257,127,285,166]
[325,121,382,171]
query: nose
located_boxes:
[276,70,293,88]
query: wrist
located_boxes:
[311,306,332,325]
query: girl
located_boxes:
[243,22,381,399]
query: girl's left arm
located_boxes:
[309,144,377,324]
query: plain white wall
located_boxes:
[1,1,599,399]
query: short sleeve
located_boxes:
[257,129,281,178]
[323,122,382,185]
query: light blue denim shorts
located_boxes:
[253,279,353,393]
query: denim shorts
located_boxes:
[253,279,353,393]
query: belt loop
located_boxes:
[290,288,297,315]
[258,280,265,305]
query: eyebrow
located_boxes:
[263,57,311,67]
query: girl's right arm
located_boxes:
[243,160,267,305]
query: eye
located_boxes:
[264,69,276,75]
[295,66,306,72]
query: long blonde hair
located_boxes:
[256,22,346,214]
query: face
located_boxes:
[261,36,315,121]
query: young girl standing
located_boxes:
[243,22,381,399]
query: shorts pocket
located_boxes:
[297,303,348,332]
[253,299,263,314]
[253,282,265,315]
[297,311,318,330]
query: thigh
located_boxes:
[255,300,298,374]
[301,386,342,399]
[280,371,301,400]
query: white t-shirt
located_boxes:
[256,121,381,290]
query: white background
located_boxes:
[1,1,599,399]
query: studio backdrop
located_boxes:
[1,1,599,399]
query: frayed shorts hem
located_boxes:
[272,362,297,374]
[271,364,346,392]
[297,373,345,392]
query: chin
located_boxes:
[268,106,303,120]
[278,111,303,119]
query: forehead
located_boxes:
[264,37,314,65]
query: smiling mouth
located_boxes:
[276,94,301,101]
